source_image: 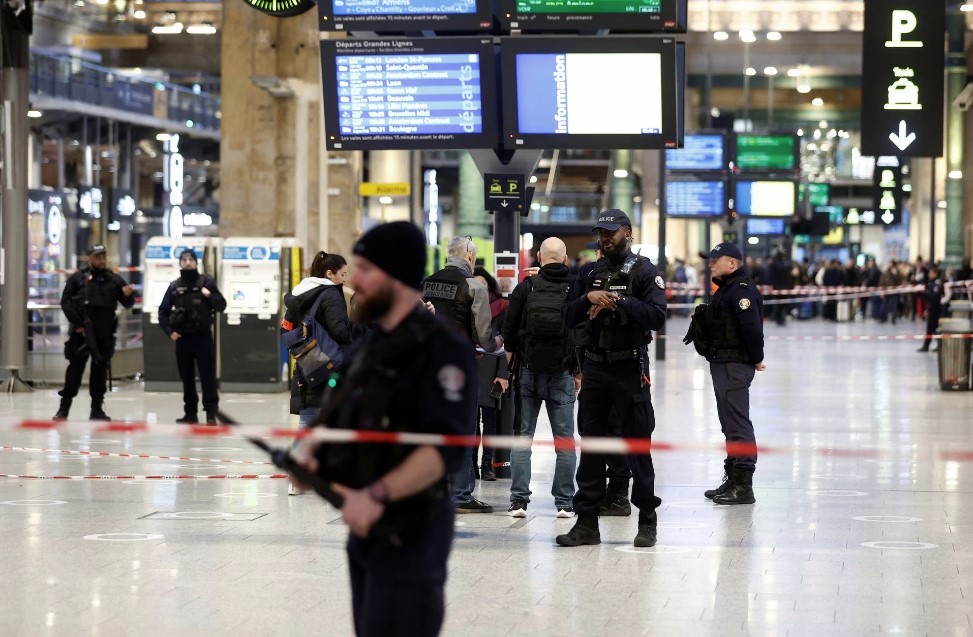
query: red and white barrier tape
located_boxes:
[0,474,287,480]
[666,279,973,295]
[29,266,144,275]
[0,445,272,466]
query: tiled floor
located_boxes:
[2,315,972,636]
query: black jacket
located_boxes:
[60,267,135,340]
[711,267,764,365]
[282,282,351,413]
[157,271,227,336]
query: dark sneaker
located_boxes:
[456,498,494,514]
[507,500,528,517]
[634,523,658,548]
[598,493,631,517]
[175,414,198,424]
[556,519,600,547]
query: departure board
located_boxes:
[734,134,799,172]
[501,0,685,32]
[746,218,786,236]
[665,134,725,171]
[320,0,493,32]
[734,180,797,216]
[321,38,498,150]
[665,180,725,217]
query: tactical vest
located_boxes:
[700,278,760,363]
[422,267,473,341]
[585,255,649,354]
[84,270,120,310]
[169,278,210,334]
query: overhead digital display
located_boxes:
[500,36,680,150]
[500,0,686,32]
[734,134,798,172]
[319,0,494,32]
[746,218,786,236]
[806,182,830,207]
[733,180,797,217]
[665,180,725,217]
[320,38,499,151]
[665,134,725,171]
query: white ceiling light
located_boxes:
[152,22,184,34]
[797,83,812,94]
[714,31,729,41]
[797,129,804,136]
[764,67,778,76]
[767,31,782,41]
[745,67,757,76]
[156,133,172,141]
[962,3,973,10]
[948,170,963,180]
[739,30,756,43]
[186,24,217,35]
[812,97,824,106]
[613,169,629,179]
[378,196,394,205]
[787,68,800,77]
[133,9,145,18]
[27,110,42,118]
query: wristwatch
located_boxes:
[367,481,390,504]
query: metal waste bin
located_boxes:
[938,318,972,391]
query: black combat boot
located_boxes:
[205,411,219,425]
[556,514,600,547]
[704,459,735,499]
[598,492,632,516]
[89,401,111,421]
[480,456,496,481]
[53,397,72,421]
[634,513,658,548]
[712,468,756,505]
[175,414,198,424]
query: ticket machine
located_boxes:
[218,237,299,393]
[142,236,221,392]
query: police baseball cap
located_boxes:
[700,242,744,261]
[592,209,632,232]
[87,244,107,257]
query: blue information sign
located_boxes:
[665,134,725,171]
[665,181,725,217]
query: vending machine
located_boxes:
[142,236,220,392]
[218,237,298,393]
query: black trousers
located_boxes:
[347,499,454,637]
[175,330,219,414]
[574,359,661,518]
[710,361,757,472]
[919,304,942,350]
[60,332,110,402]
[606,411,632,496]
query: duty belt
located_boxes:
[585,348,640,363]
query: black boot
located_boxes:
[598,492,632,516]
[89,401,111,421]
[634,513,658,548]
[205,411,219,425]
[704,460,735,499]
[712,469,756,505]
[53,397,72,421]
[480,457,496,481]
[175,414,198,424]
[556,515,600,547]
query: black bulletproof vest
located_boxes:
[704,277,760,363]
[170,279,209,334]
[84,270,119,310]
[422,267,473,341]
[586,255,648,352]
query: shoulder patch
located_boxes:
[437,365,465,402]
[655,276,666,290]
[738,298,752,311]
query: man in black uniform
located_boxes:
[917,264,945,353]
[422,236,500,513]
[559,209,667,548]
[684,242,765,505]
[158,249,227,424]
[292,221,476,637]
[53,244,136,421]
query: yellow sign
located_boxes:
[359,182,411,197]
[71,34,149,50]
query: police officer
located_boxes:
[559,209,667,548]
[917,264,945,353]
[158,249,227,424]
[292,221,476,637]
[684,242,765,505]
[422,236,500,513]
[53,244,136,421]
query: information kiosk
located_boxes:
[218,238,298,393]
[142,237,220,392]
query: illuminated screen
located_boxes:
[321,0,492,32]
[502,0,684,32]
[228,281,262,310]
[735,135,797,171]
[807,182,830,207]
[734,181,796,216]
[501,37,679,149]
[746,218,786,236]
[321,38,498,150]
[665,181,724,217]
[665,134,725,171]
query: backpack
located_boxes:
[281,288,344,388]
[521,276,572,373]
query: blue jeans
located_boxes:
[510,368,577,509]
[453,366,479,504]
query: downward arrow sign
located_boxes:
[881,210,895,224]
[889,120,916,152]
[500,200,509,208]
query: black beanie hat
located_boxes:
[353,221,426,290]
[178,249,198,264]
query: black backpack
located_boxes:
[521,276,571,373]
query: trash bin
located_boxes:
[938,318,972,391]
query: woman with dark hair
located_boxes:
[281,251,351,494]
[472,266,510,481]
